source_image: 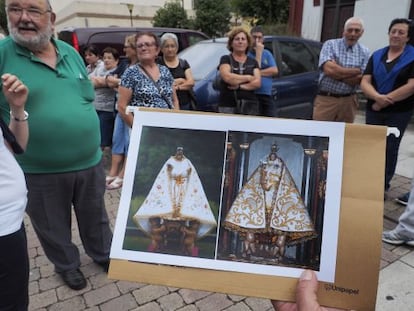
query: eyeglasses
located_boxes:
[136,42,156,49]
[7,6,51,20]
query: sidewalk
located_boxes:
[26,113,414,310]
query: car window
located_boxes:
[278,40,317,76]
[179,42,228,80]
[187,34,209,46]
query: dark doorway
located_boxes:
[321,0,355,42]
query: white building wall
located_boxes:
[355,0,411,53]
[300,0,411,53]
[300,0,324,42]
[50,0,193,32]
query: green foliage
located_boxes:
[230,0,289,25]
[0,0,7,34]
[152,1,190,29]
[193,0,232,37]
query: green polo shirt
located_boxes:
[0,37,101,173]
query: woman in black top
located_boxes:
[158,33,195,110]
[218,27,261,114]
[361,18,414,191]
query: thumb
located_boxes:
[296,270,320,311]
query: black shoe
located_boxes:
[59,268,87,290]
[94,260,110,272]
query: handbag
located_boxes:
[188,89,198,110]
[212,72,222,90]
[178,59,198,110]
[236,98,260,115]
[228,56,260,115]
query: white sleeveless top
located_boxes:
[0,128,27,236]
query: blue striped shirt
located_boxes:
[318,38,370,94]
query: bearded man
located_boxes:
[0,0,113,290]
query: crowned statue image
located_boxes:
[133,147,217,256]
[223,144,317,262]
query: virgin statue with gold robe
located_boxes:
[223,144,317,260]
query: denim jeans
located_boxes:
[366,109,413,190]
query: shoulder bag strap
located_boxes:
[0,115,24,154]
[229,54,240,103]
[138,64,173,109]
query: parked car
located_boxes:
[57,26,209,56]
[178,36,322,119]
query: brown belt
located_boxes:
[318,90,354,98]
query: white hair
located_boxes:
[344,17,364,30]
[160,33,179,49]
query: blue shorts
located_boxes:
[112,113,130,155]
[97,110,115,147]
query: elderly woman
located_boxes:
[117,31,179,128]
[218,27,261,114]
[361,18,414,192]
[105,35,137,190]
[89,47,119,151]
[158,33,195,110]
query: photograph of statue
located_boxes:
[218,132,329,271]
[121,126,226,259]
[133,147,217,256]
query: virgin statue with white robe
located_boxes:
[133,147,217,254]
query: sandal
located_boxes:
[106,175,117,185]
[106,177,123,190]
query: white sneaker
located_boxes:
[382,230,414,246]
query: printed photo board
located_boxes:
[109,108,385,311]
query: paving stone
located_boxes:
[100,293,138,311]
[158,292,185,310]
[29,268,40,282]
[244,297,274,310]
[89,271,114,289]
[381,247,401,264]
[34,254,51,268]
[28,281,39,296]
[132,301,162,311]
[400,251,414,267]
[227,294,245,302]
[84,283,120,307]
[39,263,55,278]
[176,306,198,311]
[48,296,86,311]
[223,301,251,311]
[39,274,65,291]
[28,289,57,310]
[56,282,92,301]
[82,262,105,278]
[133,285,169,305]
[196,293,233,311]
[28,245,38,258]
[116,280,146,294]
[179,288,212,304]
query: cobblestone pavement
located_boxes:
[25,173,413,311]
